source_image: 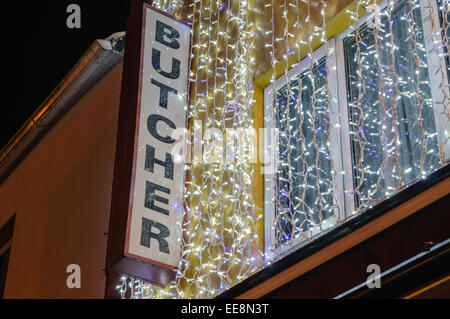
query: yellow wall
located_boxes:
[0,62,123,298]
[254,0,378,89]
[251,1,382,251]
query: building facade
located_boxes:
[1,0,449,298]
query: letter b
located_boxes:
[155,20,180,49]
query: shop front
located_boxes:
[0,0,449,299]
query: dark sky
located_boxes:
[3,0,133,150]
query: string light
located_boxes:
[118,0,449,299]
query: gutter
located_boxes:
[0,32,125,185]
[334,238,450,298]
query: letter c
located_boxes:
[147,114,176,144]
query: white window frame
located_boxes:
[264,0,450,260]
[420,0,450,160]
[335,0,450,211]
[263,41,346,260]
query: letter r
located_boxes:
[140,217,170,254]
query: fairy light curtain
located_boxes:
[274,59,336,247]
[345,0,441,212]
[117,0,449,298]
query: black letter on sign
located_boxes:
[145,145,174,180]
[145,181,170,215]
[151,78,178,109]
[141,217,170,254]
[156,20,180,49]
[152,48,180,79]
[147,114,176,144]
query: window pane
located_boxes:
[344,0,441,211]
[275,58,335,247]
[437,0,450,80]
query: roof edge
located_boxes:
[0,33,125,184]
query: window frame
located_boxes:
[420,0,450,160]
[335,0,450,212]
[263,41,346,259]
[263,0,449,260]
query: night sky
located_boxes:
[3,0,133,150]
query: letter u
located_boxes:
[152,48,180,79]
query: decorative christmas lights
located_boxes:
[117,0,449,299]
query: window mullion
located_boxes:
[420,0,450,162]
[326,38,348,223]
[263,83,279,261]
[335,35,358,217]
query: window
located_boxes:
[342,0,441,211]
[275,57,334,244]
[264,0,449,259]
[0,215,15,298]
[264,44,343,257]
[437,0,450,80]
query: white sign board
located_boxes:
[125,5,191,270]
